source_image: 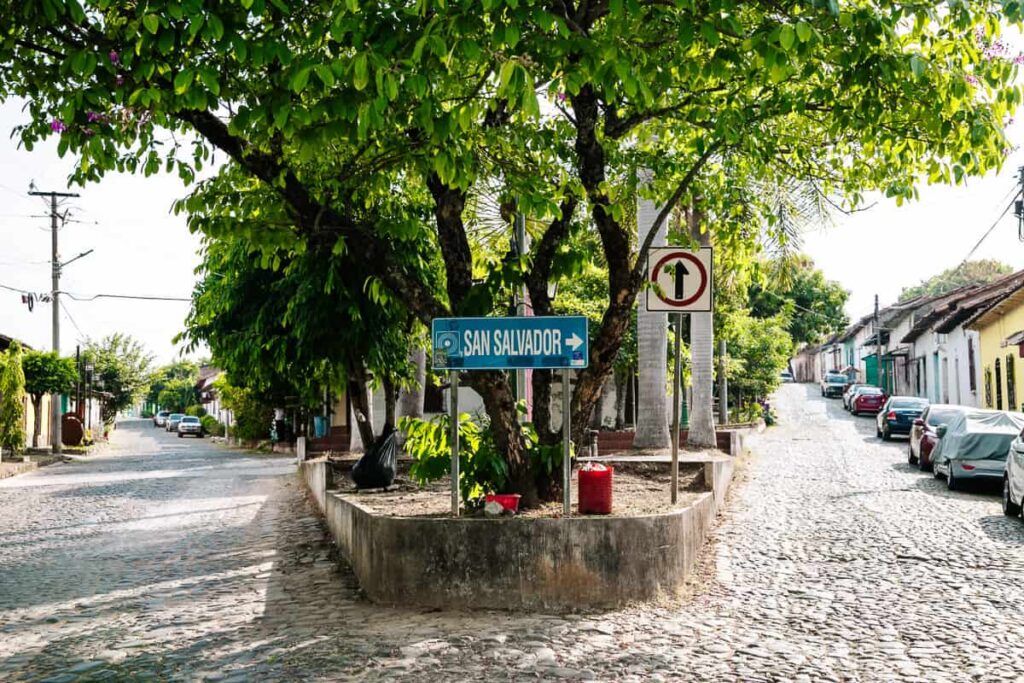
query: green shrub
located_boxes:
[200,414,225,436]
[399,403,570,506]
[185,405,207,417]
[141,410,154,418]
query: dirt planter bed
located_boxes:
[299,454,735,612]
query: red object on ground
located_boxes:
[578,463,613,515]
[485,494,521,512]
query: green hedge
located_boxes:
[185,405,207,417]
[200,414,225,436]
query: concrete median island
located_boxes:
[299,452,735,611]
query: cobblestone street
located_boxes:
[3,387,1024,682]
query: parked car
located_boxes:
[909,404,967,471]
[1003,429,1024,518]
[931,409,1024,490]
[177,415,205,438]
[842,383,868,410]
[780,370,795,383]
[850,387,886,415]
[153,410,170,428]
[165,413,185,432]
[876,396,929,440]
[820,373,848,398]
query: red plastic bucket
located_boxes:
[578,464,613,514]
[485,494,521,512]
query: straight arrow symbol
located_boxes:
[566,333,584,351]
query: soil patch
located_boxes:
[332,461,706,518]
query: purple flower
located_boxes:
[86,111,103,123]
[50,119,66,133]
[1015,53,1024,65]
[115,75,125,87]
[556,92,567,103]
[109,50,120,65]
[965,74,979,85]
[83,127,94,137]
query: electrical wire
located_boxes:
[957,183,1022,266]
[59,298,86,339]
[0,281,190,302]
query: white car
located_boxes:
[177,416,205,438]
[153,410,170,428]
[1003,428,1024,518]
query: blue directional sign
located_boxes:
[432,316,589,370]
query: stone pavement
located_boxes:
[2,390,1024,681]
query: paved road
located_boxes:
[2,391,1024,682]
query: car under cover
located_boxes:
[931,410,1024,465]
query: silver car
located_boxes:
[165,413,185,432]
[1003,429,1024,518]
[177,416,204,438]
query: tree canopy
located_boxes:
[749,254,849,345]
[4,0,1022,502]
[0,343,27,455]
[899,259,1013,302]
[82,334,153,424]
[22,351,78,401]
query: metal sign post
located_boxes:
[646,247,714,506]
[450,371,460,517]
[563,368,571,516]
[671,313,682,504]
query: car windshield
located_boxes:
[181,417,200,424]
[827,375,846,384]
[858,387,883,395]
[158,411,169,417]
[169,414,184,420]
[927,408,963,426]
[891,399,927,410]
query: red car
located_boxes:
[850,387,887,415]
[908,404,968,471]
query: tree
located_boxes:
[749,255,849,346]
[82,335,153,424]
[157,377,199,413]
[899,259,1013,302]
[0,343,27,458]
[214,375,273,442]
[4,1,1022,503]
[21,351,77,449]
[633,191,670,448]
[146,360,199,407]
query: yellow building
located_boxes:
[968,286,1024,413]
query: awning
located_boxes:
[1002,330,1024,347]
[883,346,912,358]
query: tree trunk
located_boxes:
[347,362,376,451]
[614,367,628,430]
[687,209,717,448]
[462,371,535,505]
[383,376,397,432]
[31,395,43,449]
[633,179,670,448]
[398,347,426,419]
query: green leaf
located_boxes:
[142,14,160,34]
[700,22,719,47]
[795,21,812,43]
[315,64,335,88]
[910,55,925,79]
[779,25,796,51]
[291,65,312,93]
[207,13,225,41]
[353,54,368,90]
[174,69,195,95]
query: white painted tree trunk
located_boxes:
[398,347,426,419]
[687,211,716,448]
[632,187,670,449]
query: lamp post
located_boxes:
[84,363,94,431]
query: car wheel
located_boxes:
[918,456,931,472]
[876,425,882,437]
[178,432,183,438]
[908,446,916,465]
[1003,477,1022,517]
[947,466,957,491]
[882,425,891,441]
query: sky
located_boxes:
[4,67,1024,363]
[0,101,204,364]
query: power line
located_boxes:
[958,180,1022,267]
[63,292,191,303]
[59,299,85,339]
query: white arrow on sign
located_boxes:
[566,333,584,351]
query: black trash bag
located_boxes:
[351,427,399,489]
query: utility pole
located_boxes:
[28,188,80,455]
[874,294,881,390]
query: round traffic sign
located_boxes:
[650,251,708,308]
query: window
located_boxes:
[968,337,977,392]
[996,358,1003,410]
[985,366,993,408]
[1008,355,1017,412]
